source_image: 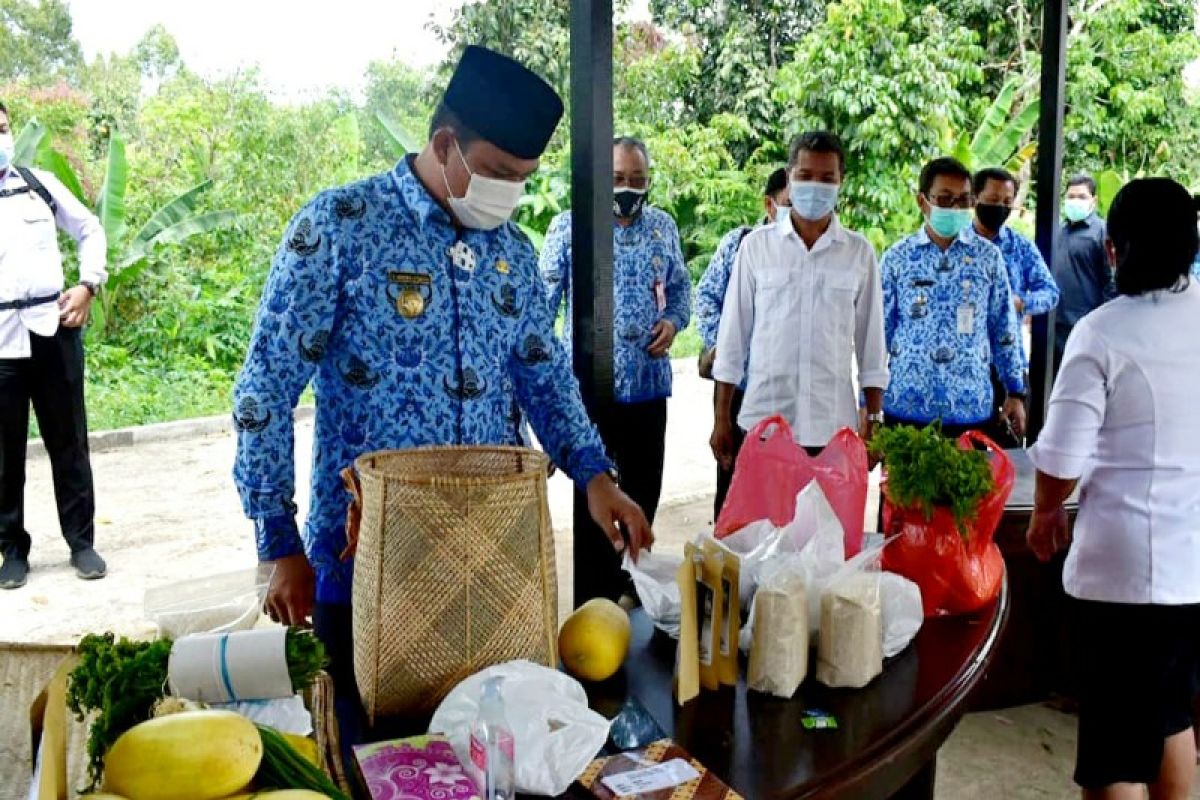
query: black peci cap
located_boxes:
[441,45,564,160]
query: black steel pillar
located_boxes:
[570,0,615,607]
[1028,0,1069,443]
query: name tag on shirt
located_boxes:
[957,303,975,335]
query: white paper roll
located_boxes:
[168,627,292,703]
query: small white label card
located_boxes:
[957,303,975,334]
[601,758,701,796]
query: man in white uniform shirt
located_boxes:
[0,101,108,590]
[710,131,888,468]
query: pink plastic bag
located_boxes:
[715,415,868,558]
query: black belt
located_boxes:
[0,293,58,311]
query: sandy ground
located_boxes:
[4,360,1200,799]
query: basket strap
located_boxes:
[340,467,363,562]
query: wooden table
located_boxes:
[971,448,1078,710]
[568,582,1009,800]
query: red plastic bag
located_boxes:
[715,415,868,558]
[880,431,1015,617]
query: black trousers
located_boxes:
[574,398,668,606]
[0,326,95,559]
[713,387,746,521]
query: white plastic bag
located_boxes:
[721,482,844,609]
[145,566,272,638]
[625,550,684,637]
[429,660,611,797]
[880,571,923,658]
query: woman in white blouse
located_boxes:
[1028,177,1200,800]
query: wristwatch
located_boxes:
[79,281,98,297]
[866,411,886,425]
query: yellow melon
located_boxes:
[558,598,632,682]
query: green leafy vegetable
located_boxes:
[869,423,995,536]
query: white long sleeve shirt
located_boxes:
[0,167,107,358]
[712,214,889,447]
[1031,281,1200,605]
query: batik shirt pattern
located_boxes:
[540,207,691,404]
[881,228,1026,426]
[233,158,613,605]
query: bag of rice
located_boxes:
[816,572,882,689]
[747,557,809,698]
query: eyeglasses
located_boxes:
[614,175,650,191]
[925,193,975,209]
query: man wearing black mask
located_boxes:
[541,136,691,603]
[972,167,1059,445]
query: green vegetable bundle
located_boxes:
[67,628,327,790]
[869,423,995,536]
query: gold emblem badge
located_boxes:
[397,288,426,319]
[388,271,433,320]
[496,259,510,275]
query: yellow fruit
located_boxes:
[281,732,320,766]
[80,795,130,799]
[558,598,631,682]
[235,793,331,799]
[101,710,262,800]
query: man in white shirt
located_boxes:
[0,101,108,590]
[710,131,888,468]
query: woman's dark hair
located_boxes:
[764,167,788,198]
[0,100,7,116]
[1107,177,1198,296]
[919,157,972,197]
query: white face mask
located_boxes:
[442,140,525,231]
[0,133,14,171]
[774,204,792,224]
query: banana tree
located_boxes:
[14,119,87,201]
[942,79,1041,173]
[89,132,240,335]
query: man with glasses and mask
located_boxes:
[711,131,888,469]
[880,157,1027,439]
[233,46,652,751]
[540,136,690,603]
[971,166,1059,445]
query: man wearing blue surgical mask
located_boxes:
[879,157,1027,439]
[696,168,789,517]
[541,136,690,604]
[1052,173,1114,368]
[711,132,889,469]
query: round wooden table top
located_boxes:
[575,579,1010,800]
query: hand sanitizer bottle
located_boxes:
[468,677,515,800]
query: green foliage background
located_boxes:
[1,0,1196,434]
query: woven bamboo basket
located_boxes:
[349,446,558,723]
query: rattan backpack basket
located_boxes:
[346,446,558,722]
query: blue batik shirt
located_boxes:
[696,225,755,391]
[983,225,1060,317]
[881,227,1026,426]
[540,207,692,404]
[233,157,614,606]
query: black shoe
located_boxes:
[0,555,29,589]
[70,548,107,580]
